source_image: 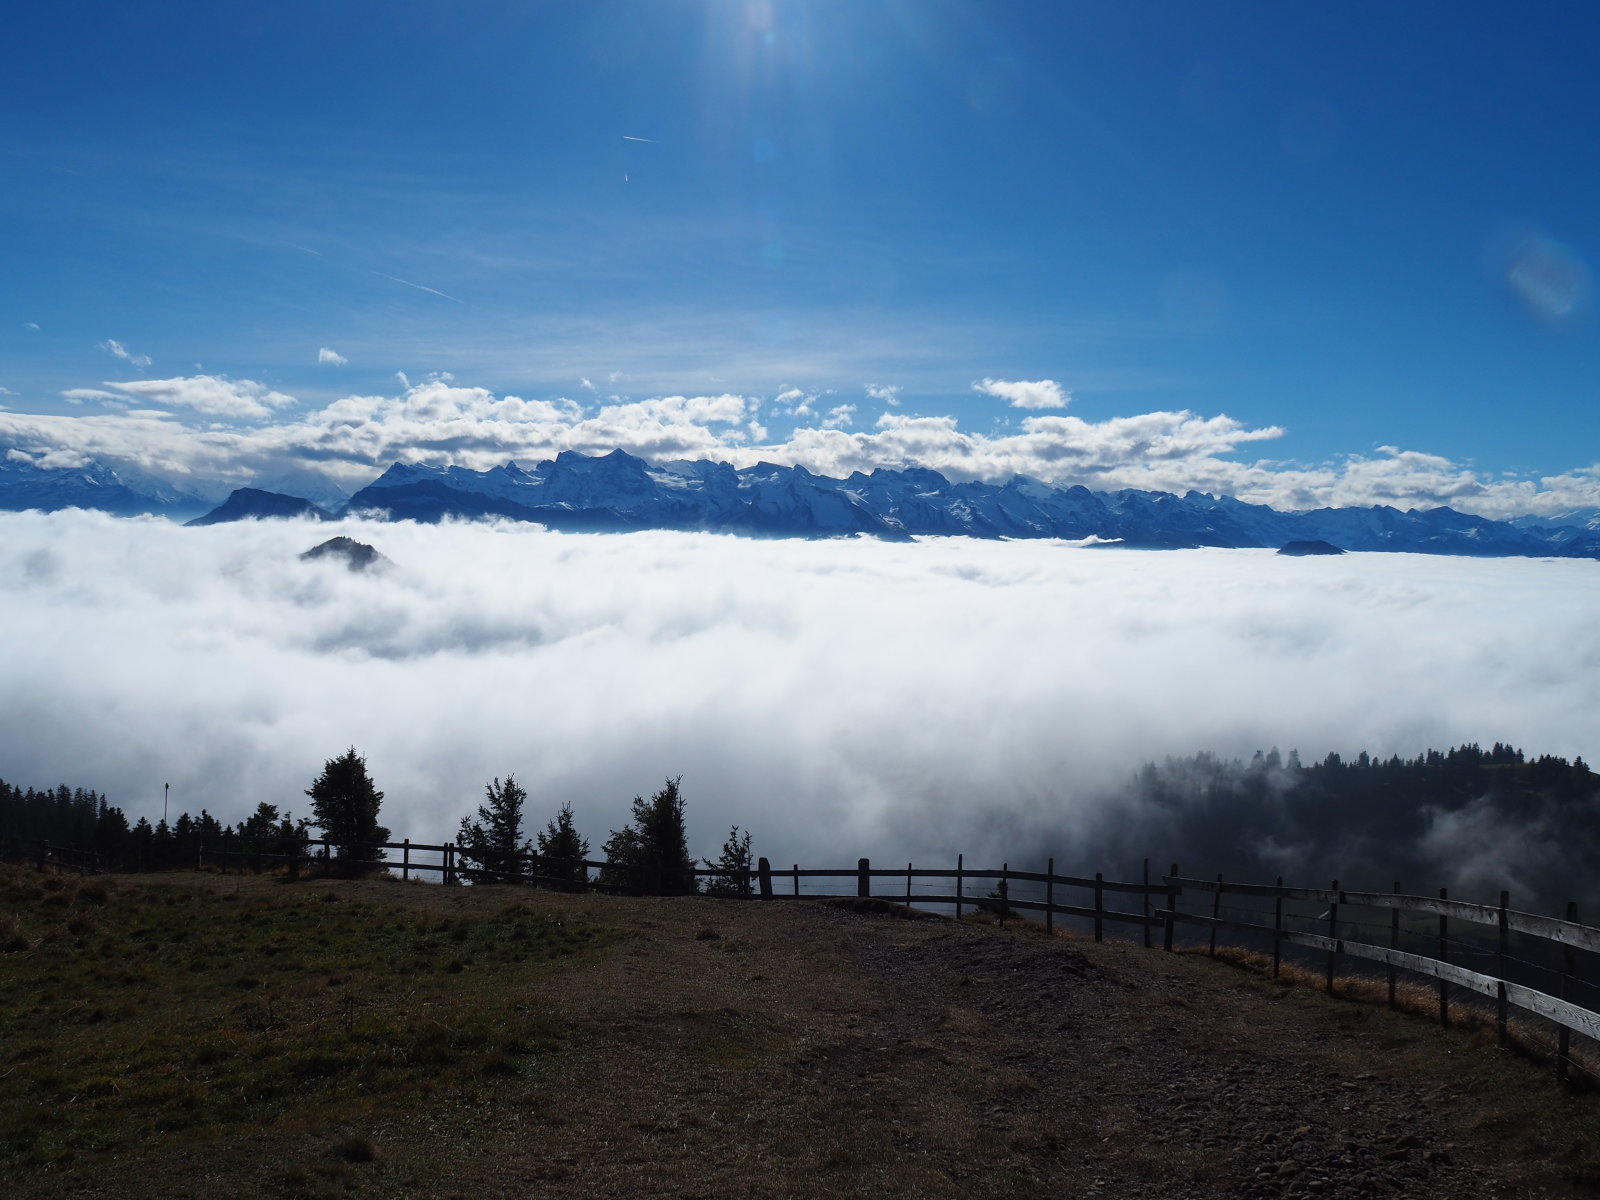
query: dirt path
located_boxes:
[418,889,1598,1199]
[824,901,1595,1198]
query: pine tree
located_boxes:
[703,825,753,897]
[535,803,590,892]
[306,747,389,874]
[596,777,697,895]
[456,775,530,884]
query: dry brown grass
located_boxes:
[1202,941,1600,1081]
[4,867,1599,1199]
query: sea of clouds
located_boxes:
[4,510,1598,876]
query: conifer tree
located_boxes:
[306,747,389,873]
[456,775,530,884]
[535,802,590,891]
[703,825,754,897]
[596,776,697,895]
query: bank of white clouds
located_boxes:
[6,375,1600,516]
[2,512,1596,869]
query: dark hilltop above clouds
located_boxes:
[187,487,332,526]
[299,536,389,572]
[8,445,1600,559]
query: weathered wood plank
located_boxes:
[1165,875,1338,903]
[1162,909,1339,953]
[1336,940,1499,999]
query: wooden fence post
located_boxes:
[402,838,410,882]
[757,857,772,900]
[857,858,871,899]
[1272,876,1284,979]
[1141,858,1151,949]
[1209,874,1223,956]
[1496,889,1511,1046]
[1163,862,1178,952]
[1045,858,1055,936]
[998,863,1008,928]
[1094,872,1104,943]
[956,854,964,921]
[1388,881,1400,1009]
[1560,900,1578,1082]
[1326,880,1339,995]
[1438,886,1451,1028]
[905,862,913,909]
[792,863,799,897]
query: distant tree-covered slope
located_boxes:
[1095,743,1598,913]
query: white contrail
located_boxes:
[369,270,465,304]
[622,135,657,143]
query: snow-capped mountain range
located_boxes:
[7,444,1600,557]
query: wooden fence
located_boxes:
[7,834,1595,1081]
[1155,868,1600,1083]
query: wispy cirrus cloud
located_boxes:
[99,339,152,368]
[369,270,464,304]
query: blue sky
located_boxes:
[3,1,1598,514]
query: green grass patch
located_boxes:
[0,867,623,1176]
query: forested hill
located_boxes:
[0,778,305,873]
[1100,743,1598,914]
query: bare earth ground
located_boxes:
[15,872,1600,1199]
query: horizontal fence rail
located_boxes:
[1156,866,1597,1083]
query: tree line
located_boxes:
[0,747,754,895]
[1095,741,1600,913]
[8,740,1594,908]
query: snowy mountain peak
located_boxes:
[29,446,1600,561]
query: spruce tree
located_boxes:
[535,802,590,891]
[306,747,389,873]
[703,825,753,897]
[596,777,698,895]
[456,775,530,884]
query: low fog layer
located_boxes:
[4,511,1596,893]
